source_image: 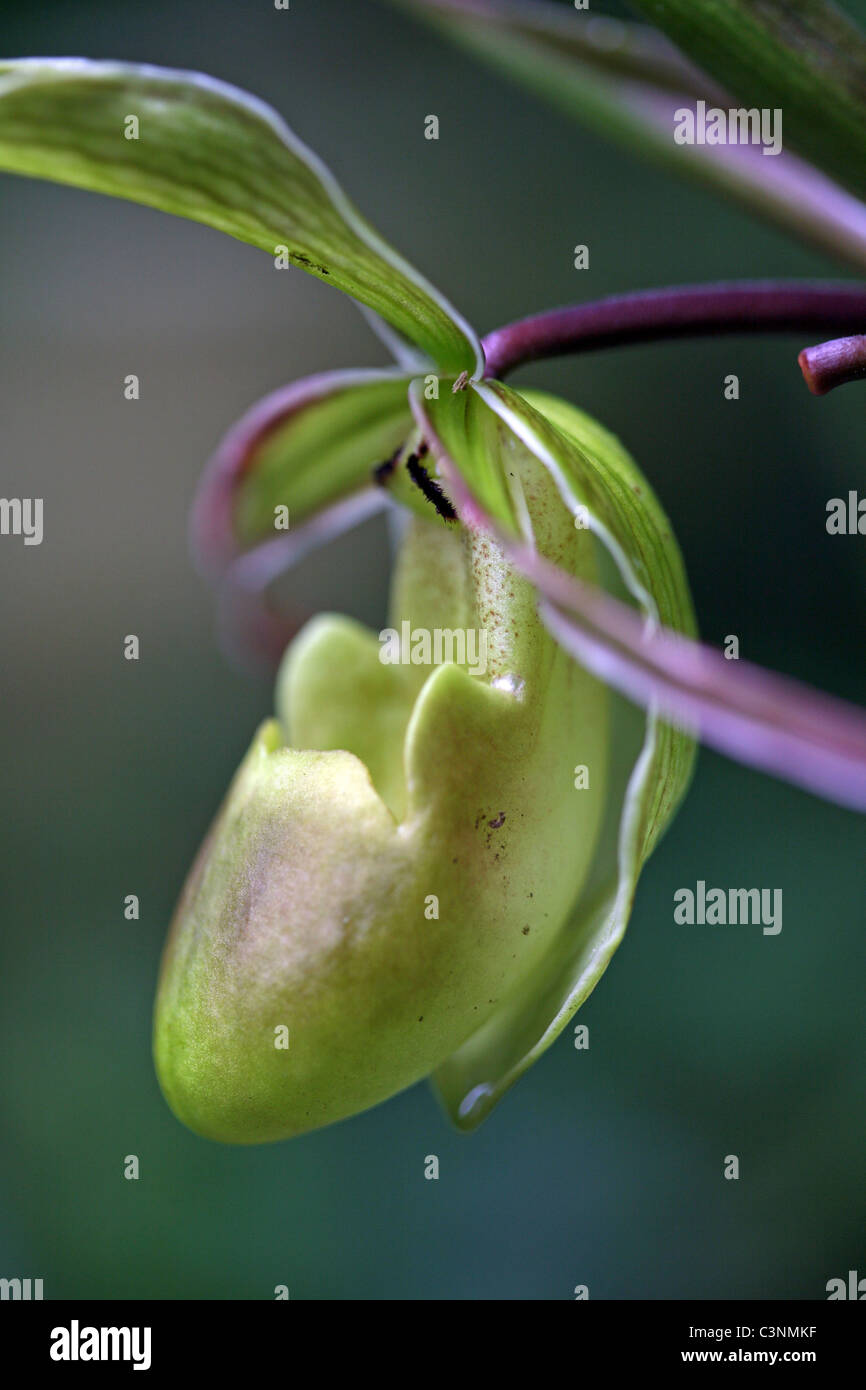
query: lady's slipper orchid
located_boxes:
[1,58,865,1142]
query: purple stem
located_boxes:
[481,282,866,384]
[798,335,866,394]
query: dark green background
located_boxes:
[0,0,863,1299]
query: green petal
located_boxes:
[193,368,414,573]
[0,59,481,372]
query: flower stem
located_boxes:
[481,282,866,388]
[798,334,866,394]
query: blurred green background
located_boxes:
[0,0,863,1299]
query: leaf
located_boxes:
[0,58,481,373]
[408,380,697,1126]
[390,0,866,272]
[628,0,866,206]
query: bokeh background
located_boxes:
[0,0,864,1299]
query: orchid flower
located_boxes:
[1,56,864,1143]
